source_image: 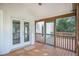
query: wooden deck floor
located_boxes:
[5,42,76,56]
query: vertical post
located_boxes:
[72,37,73,51]
[35,21,36,42]
[67,37,69,50]
[65,36,67,49]
[63,36,64,48]
[76,3,79,55]
[44,20,46,44]
[54,20,56,47]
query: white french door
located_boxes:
[12,20,29,45]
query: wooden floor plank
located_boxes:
[5,42,76,56]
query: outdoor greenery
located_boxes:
[56,16,75,32]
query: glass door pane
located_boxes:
[13,21,20,44]
[46,21,55,45]
[36,21,45,43]
[24,22,29,42]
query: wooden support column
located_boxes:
[76,3,79,56]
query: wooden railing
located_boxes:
[55,35,75,52]
[36,32,76,52]
[55,32,76,52]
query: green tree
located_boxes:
[56,16,75,32]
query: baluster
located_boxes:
[65,37,66,49]
[55,35,56,46]
[72,37,73,50]
[69,36,71,50]
[67,37,68,49]
[62,36,63,48]
[59,35,61,47]
[63,36,65,49]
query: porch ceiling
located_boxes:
[0,3,72,20]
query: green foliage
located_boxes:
[56,16,75,32]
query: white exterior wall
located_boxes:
[0,10,5,54]
[0,4,36,55]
